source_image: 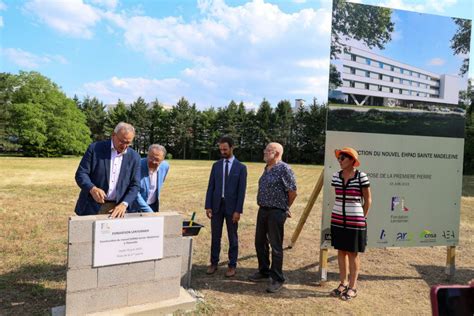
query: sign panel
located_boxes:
[322,1,470,249]
[93,217,164,267]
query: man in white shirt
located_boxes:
[75,122,141,218]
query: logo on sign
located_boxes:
[442,230,456,240]
[324,233,332,241]
[391,197,409,212]
[419,229,437,242]
[396,232,412,241]
[377,229,388,244]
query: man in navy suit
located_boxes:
[205,136,247,277]
[75,122,141,218]
[130,144,170,213]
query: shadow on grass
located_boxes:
[412,264,474,287]
[0,263,66,315]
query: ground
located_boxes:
[0,158,473,315]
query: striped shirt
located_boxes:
[331,170,370,231]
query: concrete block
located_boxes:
[155,256,182,281]
[164,214,182,237]
[68,242,92,269]
[127,278,180,307]
[98,264,130,287]
[88,287,196,316]
[181,237,193,288]
[66,285,128,315]
[68,218,94,243]
[163,237,182,258]
[127,261,156,284]
[66,268,98,292]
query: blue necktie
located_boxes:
[224,160,229,198]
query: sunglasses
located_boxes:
[337,153,353,161]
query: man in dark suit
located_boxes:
[205,136,247,277]
[75,122,141,218]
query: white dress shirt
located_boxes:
[106,140,127,201]
[147,167,158,205]
[221,156,235,198]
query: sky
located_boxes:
[0,0,473,109]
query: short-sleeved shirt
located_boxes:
[330,170,370,230]
[257,161,297,211]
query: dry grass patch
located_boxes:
[0,158,473,315]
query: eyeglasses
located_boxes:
[263,149,275,153]
[115,134,132,146]
[337,154,352,161]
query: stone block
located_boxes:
[155,256,182,281]
[68,242,92,269]
[66,285,128,315]
[181,237,193,288]
[66,268,98,292]
[163,237,182,258]
[127,261,156,284]
[97,264,130,287]
[68,217,94,243]
[127,278,180,307]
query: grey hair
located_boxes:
[114,122,135,135]
[148,144,167,157]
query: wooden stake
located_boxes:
[289,168,324,248]
[319,248,329,282]
[445,246,456,277]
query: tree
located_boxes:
[255,98,273,148]
[331,0,394,59]
[329,64,343,89]
[79,96,107,142]
[106,99,128,135]
[451,18,471,76]
[169,97,194,159]
[6,71,90,156]
[274,100,293,158]
[128,97,150,154]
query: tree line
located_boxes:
[1,71,473,173]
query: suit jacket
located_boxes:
[74,140,141,216]
[205,158,247,215]
[130,158,170,212]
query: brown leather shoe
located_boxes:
[225,267,236,277]
[206,265,218,275]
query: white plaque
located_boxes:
[93,217,164,267]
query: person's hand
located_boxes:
[90,186,106,204]
[286,210,292,218]
[109,203,127,218]
[232,212,240,224]
[206,208,212,219]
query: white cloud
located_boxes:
[83,76,188,105]
[292,0,307,3]
[2,48,68,69]
[0,16,3,28]
[98,0,332,107]
[90,0,118,10]
[428,58,446,66]
[0,1,6,10]
[24,0,101,39]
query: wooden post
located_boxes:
[289,168,324,248]
[319,248,329,282]
[445,246,456,277]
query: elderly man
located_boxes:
[248,142,297,293]
[74,122,141,218]
[131,144,170,213]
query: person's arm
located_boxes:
[288,190,297,208]
[362,187,372,218]
[232,165,247,223]
[205,164,216,219]
[135,192,154,213]
[111,153,141,218]
[75,143,106,204]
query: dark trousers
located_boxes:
[255,207,287,282]
[210,199,239,268]
[149,199,159,212]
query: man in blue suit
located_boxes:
[75,122,141,218]
[130,144,169,213]
[205,136,247,277]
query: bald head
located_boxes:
[264,142,284,164]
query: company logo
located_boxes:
[391,197,409,212]
[419,229,437,242]
[377,229,388,244]
[100,222,111,234]
[396,232,412,241]
[442,230,456,240]
[324,233,332,241]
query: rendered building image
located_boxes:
[331,46,460,107]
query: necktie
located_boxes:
[224,160,229,198]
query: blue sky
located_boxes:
[0,0,473,109]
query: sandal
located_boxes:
[341,288,357,301]
[330,283,348,297]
